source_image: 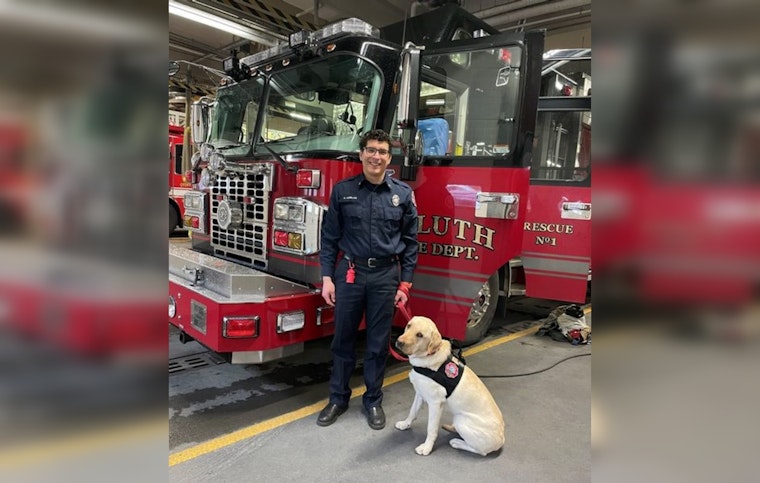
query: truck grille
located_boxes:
[210,163,274,269]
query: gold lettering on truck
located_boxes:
[523,222,574,234]
[523,221,575,246]
[416,215,497,260]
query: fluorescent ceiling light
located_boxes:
[169,0,277,46]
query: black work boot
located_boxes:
[317,402,347,427]
[362,406,385,430]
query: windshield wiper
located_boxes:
[266,136,297,145]
[214,144,245,151]
[258,143,298,173]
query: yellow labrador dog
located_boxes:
[394,316,505,456]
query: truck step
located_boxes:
[508,283,526,297]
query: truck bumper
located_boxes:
[169,245,334,363]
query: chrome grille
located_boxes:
[210,163,274,269]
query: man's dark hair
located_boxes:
[359,129,392,150]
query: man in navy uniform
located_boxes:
[317,129,418,430]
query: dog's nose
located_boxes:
[395,339,404,349]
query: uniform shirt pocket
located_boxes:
[343,203,364,230]
[383,206,403,229]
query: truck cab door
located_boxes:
[522,49,592,303]
[402,30,545,168]
[392,30,545,340]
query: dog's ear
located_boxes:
[427,329,442,355]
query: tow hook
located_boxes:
[179,331,195,344]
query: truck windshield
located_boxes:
[208,77,265,157]
[257,54,382,155]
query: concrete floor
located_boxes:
[169,316,591,482]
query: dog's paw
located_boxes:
[395,421,411,431]
[415,443,433,456]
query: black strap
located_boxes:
[344,254,398,268]
[449,339,466,366]
[412,356,465,398]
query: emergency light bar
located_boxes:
[241,18,379,68]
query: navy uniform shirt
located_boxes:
[320,172,418,282]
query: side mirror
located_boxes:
[396,43,423,181]
[398,126,423,181]
[191,99,212,146]
[413,130,424,162]
[169,61,180,77]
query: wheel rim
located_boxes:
[466,280,491,328]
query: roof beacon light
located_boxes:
[289,30,309,48]
[241,18,378,69]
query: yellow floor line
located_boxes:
[0,418,166,470]
[169,316,570,467]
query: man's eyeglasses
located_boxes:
[362,147,390,156]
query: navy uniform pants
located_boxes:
[329,257,398,410]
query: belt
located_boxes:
[345,255,398,268]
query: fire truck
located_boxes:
[0,121,30,234]
[169,124,190,234]
[169,4,590,363]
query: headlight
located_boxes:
[288,205,304,222]
[185,194,200,209]
[274,203,289,220]
[209,152,226,171]
[169,296,176,318]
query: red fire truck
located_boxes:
[169,4,590,363]
[169,124,190,235]
[0,121,30,233]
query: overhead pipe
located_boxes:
[483,0,590,29]
[498,7,590,32]
[474,0,549,20]
[192,38,251,63]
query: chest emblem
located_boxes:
[391,194,400,206]
[444,361,459,379]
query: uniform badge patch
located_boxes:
[444,361,459,379]
[391,194,400,206]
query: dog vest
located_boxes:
[413,357,465,398]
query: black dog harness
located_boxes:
[413,356,465,398]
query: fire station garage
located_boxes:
[169,1,591,481]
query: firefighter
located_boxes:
[318,129,418,430]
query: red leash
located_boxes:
[389,301,411,361]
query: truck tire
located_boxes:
[169,204,179,235]
[462,272,499,345]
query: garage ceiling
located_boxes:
[169,0,590,96]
